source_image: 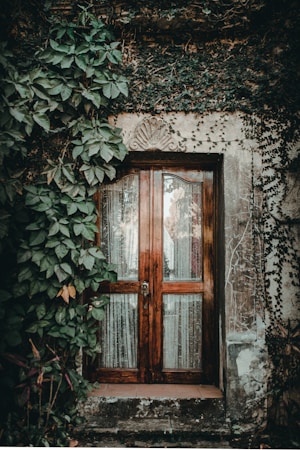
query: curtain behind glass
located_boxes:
[100,174,139,280]
[163,174,202,281]
[163,294,202,369]
[98,294,138,368]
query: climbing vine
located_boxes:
[0,4,128,446]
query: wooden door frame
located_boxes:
[85,152,222,386]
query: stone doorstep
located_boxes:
[75,427,233,449]
[78,395,230,439]
[80,418,230,435]
[75,432,233,449]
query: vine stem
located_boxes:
[225,215,251,287]
[46,374,63,430]
[45,375,54,429]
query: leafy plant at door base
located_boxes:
[0,4,128,446]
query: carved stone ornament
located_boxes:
[128,117,180,152]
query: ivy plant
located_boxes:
[0,5,128,446]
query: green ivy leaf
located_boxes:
[73,223,84,236]
[100,143,114,162]
[61,85,72,101]
[49,221,60,236]
[102,82,120,99]
[82,254,95,270]
[59,223,71,237]
[60,325,76,338]
[33,113,50,131]
[88,247,105,259]
[74,56,87,71]
[54,263,72,283]
[55,307,66,325]
[90,307,104,321]
[55,244,69,259]
[29,230,47,246]
[9,107,25,122]
[36,303,47,320]
[61,56,74,69]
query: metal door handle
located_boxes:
[141,281,149,298]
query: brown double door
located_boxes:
[91,160,217,384]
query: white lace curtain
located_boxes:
[100,174,139,280]
[163,294,202,369]
[163,174,202,281]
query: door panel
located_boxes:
[100,173,139,280]
[163,294,202,369]
[98,294,138,369]
[91,163,216,384]
[163,173,203,281]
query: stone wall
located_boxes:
[111,112,299,432]
[109,111,276,431]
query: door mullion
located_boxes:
[139,170,151,382]
[149,169,163,382]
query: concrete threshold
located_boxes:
[89,383,223,399]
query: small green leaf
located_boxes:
[33,113,50,131]
[61,85,72,101]
[72,145,84,159]
[61,56,74,69]
[82,254,95,270]
[26,323,38,333]
[117,81,128,97]
[100,143,114,162]
[49,221,60,236]
[55,307,66,325]
[67,202,77,215]
[77,202,92,214]
[29,229,47,246]
[60,262,73,275]
[88,247,105,259]
[60,325,76,338]
[54,264,70,283]
[91,307,104,321]
[36,303,47,320]
[55,244,69,259]
[9,107,25,123]
[62,166,75,183]
[81,224,96,241]
[17,249,32,263]
[59,223,70,237]
[73,223,84,236]
[75,56,87,71]
[107,49,122,64]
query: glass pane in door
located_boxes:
[163,294,202,369]
[98,294,138,368]
[163,174,203,281]
[100,174,139,280]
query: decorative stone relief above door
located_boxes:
[128,116,181,152]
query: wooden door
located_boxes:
[90,160,217,384]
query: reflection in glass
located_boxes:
[98,294,138,368]
[163,294,202,369]
[99,174,139,280]
[163,174,202,280]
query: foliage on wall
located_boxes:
[0,3,128,446]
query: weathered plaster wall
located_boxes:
[110,111,270,431]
